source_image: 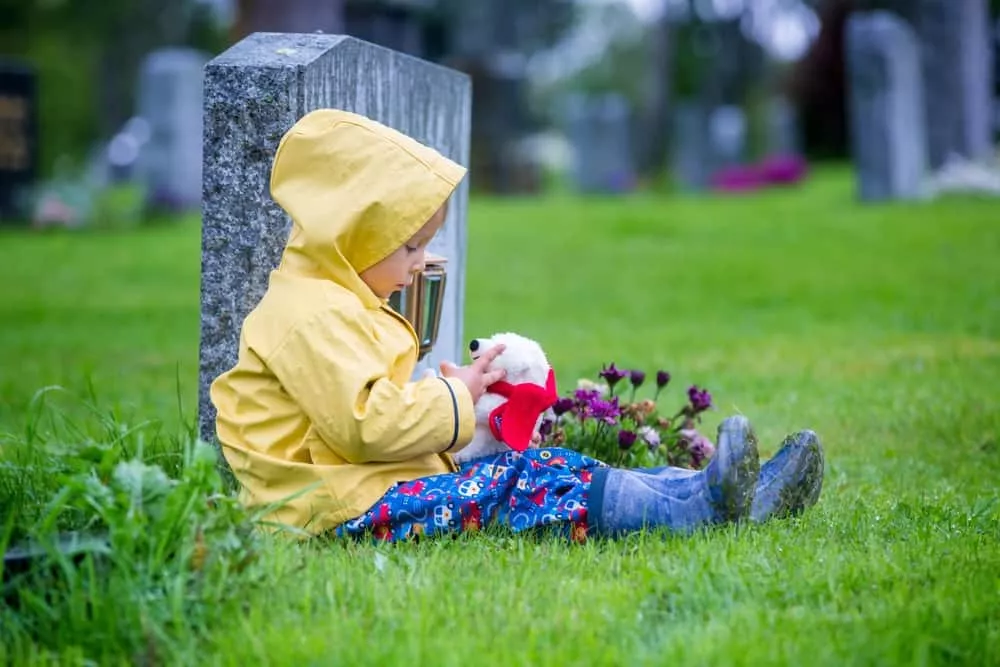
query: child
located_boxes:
[210,109,824,542]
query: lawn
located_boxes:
[1,169,998,665]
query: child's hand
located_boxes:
[439,344,507,404]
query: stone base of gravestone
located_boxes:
[137,48,210,213]
[565,93,636,193]
[198,33,471,446]
[845,11,929,202]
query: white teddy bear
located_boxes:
[449,332,558,464]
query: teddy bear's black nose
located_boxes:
[469,339,480,352]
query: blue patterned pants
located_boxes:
[335,448,607,543]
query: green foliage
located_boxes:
[0,402,265,661]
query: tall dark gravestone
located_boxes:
[0,60,38,221]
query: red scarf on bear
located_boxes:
[485,368,558,452]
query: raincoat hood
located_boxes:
[269,109,467,307]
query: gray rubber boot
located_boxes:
[587,416,760,536]
[749,430,824,523]
[635,429,826,524]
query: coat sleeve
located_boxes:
[265,307,476,464]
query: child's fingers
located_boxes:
[473,344,506,370]
[482,368,506,386]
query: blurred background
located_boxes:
[2,0,1000,227]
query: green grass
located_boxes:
[1,168,999,664]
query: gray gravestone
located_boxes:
[670,101,748,191]
[565,93,636,193]
[670,101,712,191]
[766,97,801,156]
[708,105,747,167]
[137,48,210,212]
[198,33,471,445]
[916,0,995,168]
[845,11,929,201]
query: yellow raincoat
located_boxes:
[210,109,475,535]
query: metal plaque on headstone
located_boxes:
[0,60,37,220]
[845,11,929,202]
[198,33,471,445]
[137,48,210,213]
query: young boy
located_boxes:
[210,109,824,541]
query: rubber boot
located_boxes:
[587,416,760,536]
[636,426,825,524]
[748,430,824,523]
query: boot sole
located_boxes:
[714,416,761,522]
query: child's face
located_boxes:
[360,204,447,300]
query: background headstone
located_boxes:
[565,93,636,193]
[915,0,995,169]
[845,11,928,201]
[708,104,747,167]
[766,97,801,156]
[0,59,37,221]
[670,100,712,191]
[136,48,210,213]
[198,32,471,445]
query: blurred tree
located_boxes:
[436,0,578,193]
[785,0,853,160]
[231,0,345,43]
[640,11,675,177]
[3,0,228,177]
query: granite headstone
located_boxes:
[845,11,929,201]
[198,33,471,445]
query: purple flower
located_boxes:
[687,385,713,414]
[553,398,575,417]
[758,153,809,186]
[638,426,660,448]
[587,397,621,425]
[573,388,602,406]
[656,371,671,389]
[539,418,554,438]
[680,428,716,468]
[599,363,628,389]
[618,430,637,450]
[629,370,645,389]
